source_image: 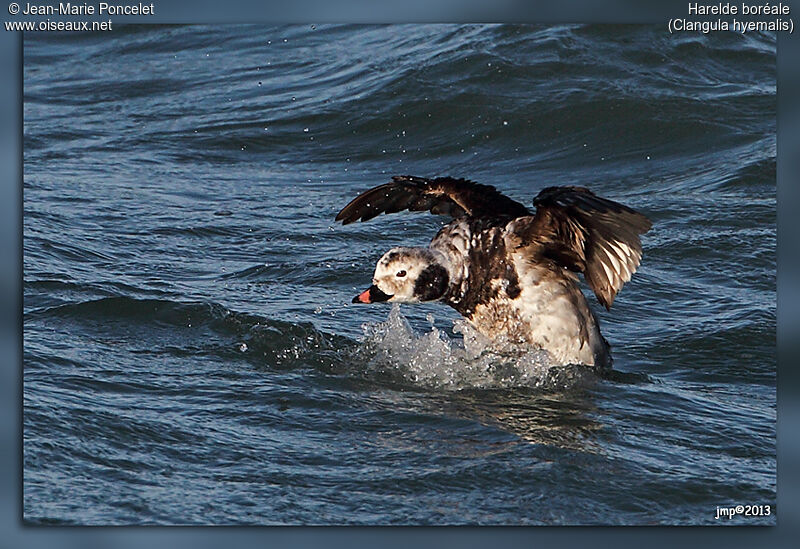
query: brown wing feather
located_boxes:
[335,175,531,225]
[518,186,651,309]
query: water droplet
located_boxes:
[258,81,262,86]
[303,127,309,132]
[503,120,508,126]
[291,96,296,101]
[646,155,651,160]
[239,343,248,352]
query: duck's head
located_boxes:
[352,247,450,304]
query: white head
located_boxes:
[353,247,450,304]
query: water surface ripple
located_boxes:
[24,24,775,525]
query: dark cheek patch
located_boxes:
[414,264,449,301]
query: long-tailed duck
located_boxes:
[336,176,651,368]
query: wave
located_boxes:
[26,296,353,371]
[27,295,604,391]
[26,24,773,168]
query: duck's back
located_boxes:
[431,218,610,367]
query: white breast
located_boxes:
[507,251,608,366]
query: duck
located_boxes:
[335,175,652,368]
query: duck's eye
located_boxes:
[396,270,407,278]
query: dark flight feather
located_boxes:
[518,186,652,309]
[335,175,531,225]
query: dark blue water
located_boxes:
[23,24,776,525]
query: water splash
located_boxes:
[352,305,597,391]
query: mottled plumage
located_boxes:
[337,175,651,367]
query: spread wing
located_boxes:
[335,175,531,225]
[515,186,652,309]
